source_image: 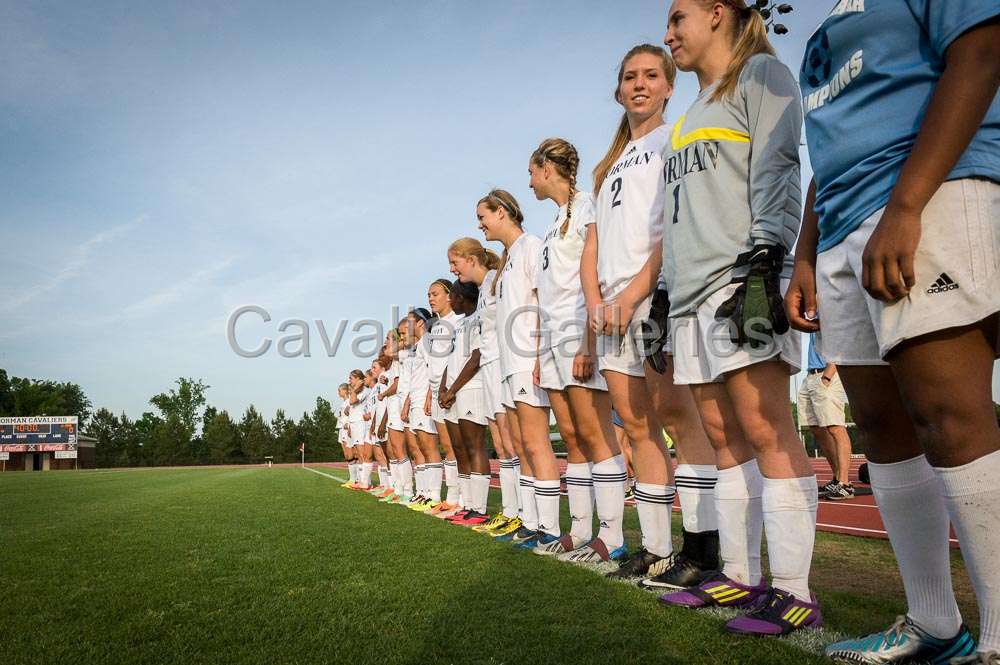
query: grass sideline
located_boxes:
[0,467,976,665]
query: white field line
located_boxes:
[303,466,348,483]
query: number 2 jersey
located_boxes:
[661,54,802,316]
[595,124,669,302]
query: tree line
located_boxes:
[0,371,343,467]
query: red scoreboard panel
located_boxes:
[0,416,78,452]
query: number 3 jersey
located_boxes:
[537,191,596,350]
[596,124,669,303]
[660,54,802,316]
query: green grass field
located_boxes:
[0,467,977,665]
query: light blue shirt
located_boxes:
[800,0,1000,253]
[807,335,826,372]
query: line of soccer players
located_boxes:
[334,1,1000,662]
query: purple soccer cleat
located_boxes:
[659,572,767,609]
[725,588,823,636]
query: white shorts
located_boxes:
[387,396,404,432]
[338,429,348,445]
[348,424,366,447]
[817,178,1000,364]
[444,386,488,425]
[797,371,848,427]
[502,371,550,409]
[408,405,437,435]
[431,390,448,423]
[671,280,802,385]
[482,360,504,418]
[539,345,608,391]
[597,293,654,378]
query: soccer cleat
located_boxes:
[452,511,491,527]
[410,499,436,512]
[378,493,399,503]
[824,616,976,664]
[819,480,839,497]
[367,485,384,494]
[639,552,718,591]
[659,572,767,609]
[826,482,856,501]
[534,534,587,556]
[340,481,354,488]
[725,588,823,636]
[490,517,523,538]
[560,537,628,564]
[496,525,536,543]
[472,513,507,533]
[435,506,463,519]
[428,502,456,516]
[605,547,672,580]
[444,509,472,522]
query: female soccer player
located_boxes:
[424,278,464,514]
[346,369,371,489]
[477,189,560,548]
[447,237,524,536]
[786,2,1000,661]
[526,137,629,560]
[337,383,353,488]
[585,43,717,581]
[656,0,818,637]
[439,279,492,526]
[401,307,443,510]
[381,330,413,503]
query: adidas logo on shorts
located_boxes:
[927,273,959,294]
[518,387,528,395]
[465,410,473,416]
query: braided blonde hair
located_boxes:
[531,138,580,238]
[477,189,524,296]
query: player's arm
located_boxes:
[863,18,1000,301]
[786,178,821,332]
[580,224,601,351]
[603,244,662,336]
[382,376,399,398]
[448,350,481,397]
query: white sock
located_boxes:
[675,463,719,533]
[499,459,520,518]
[348,462,358,483]
[415,464,426,497]
[359,462,372,488]
[534,478,561,537]
[565,462,594,543]
[762,475,817,602]
[715,459,764,586]
[444,459,459,503]
[519,475,538,531]
[427,463,443,502]
[592,455,627,549]
[869,455,961,638]
[935,448,1000,651]
[458,473,471,509]
[634,482,675,558]
[400,460,413,498]
[471,472,491,513]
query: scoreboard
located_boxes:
[0,416,78,452]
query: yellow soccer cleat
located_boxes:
[489,516,522,538]
[472,513,507,533]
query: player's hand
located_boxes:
[862,204,921,302]
[442,390,456,409]
[377,426,386,438]
[423,395,432,417]
[572,349,594,382]
[785,260,820,332]
[377,392,385,401]
[532,358,541,387]
[363,413,371,421]
[400,407,409,424]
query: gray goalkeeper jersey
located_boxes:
[661,53,802,316]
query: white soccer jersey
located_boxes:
[396,347,412,402]
[595,124,670,300]
[426,311,463,393]
[408,335,432,402]
[476,270,500,365]
[348,388,369,424]
[338,402,349,430]
[496,232,543,379]
[446,313,482,392]
[373,380,388,428]
[538,191,595,349]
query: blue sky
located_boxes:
[4,1,989,421]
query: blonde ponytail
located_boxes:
[448,237,501,271]
[708,0,775,103]
[477,190,524,296]
[530,138,580,238]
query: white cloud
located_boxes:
[121,256,235,318]
[1,216,144,309]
